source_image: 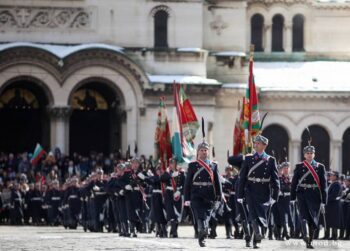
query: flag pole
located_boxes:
[248,44,255,153]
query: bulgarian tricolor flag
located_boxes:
[30,143,46,165]
[243,55,261,148]
[172,82,199,163]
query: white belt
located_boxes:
[68,195,78,199]
[193,182,212,186]
[51,197,61,201]
[31,197,42,201]
[282,192,291,196]
[153,189,162,194]
[299,184,318,189]
[230,191,236,195]
[224,193,230,197]
[95,192,106,196]
[133,187,140,191]
[14,198,22,201]
[166,186,174,191]
[248,177,270,183]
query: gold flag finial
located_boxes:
[250,44,255,61]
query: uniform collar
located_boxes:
[254,151,268,160]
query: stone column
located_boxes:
[264,22,272,53]
[330,140,342,172]
[291,139,301,171]
[47,106,72,155]
[284,21,292,53]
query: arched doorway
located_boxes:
[69,81,123,155]
[301,125,330,170]
[0,79,50,153]
[262,124,289,163]
[342,128,350,175]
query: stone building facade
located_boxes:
[0,0,350,173]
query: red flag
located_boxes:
[154,97,172,170]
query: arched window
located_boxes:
[342,128,350,175]
[272,14,284,52]
[154,10,168,48]
[251,14,264,52]
[262,124,289,163]
[301,125,330,170]
[292,14,304,52]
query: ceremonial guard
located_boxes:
[218,165,238,239]
[146,164,168,238]
[160,158,184,238]
[341,176,350,240]
[275,162,291,240]
[291,145,327,249]
[184,140,222,247]
[228,154,252,246]
[10,183,23,225]
[324,171,343,240]
[87,169,108,232]
[237,135,280,249]
[64,177,81,229]
[44,180,62,226]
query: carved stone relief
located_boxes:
[0,6,92,30]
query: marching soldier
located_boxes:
[237,135,280,249]
[324,171,343,240]
[342,176,350,240]
[10,182,23,225]
[275,162,291,240]
[160,158,182,238]
[45,180,62,226]
[146,164,168,238]
[228,154,252,246]
[184,141,222,247]
[87,169,108,232]
[291,145,327,249]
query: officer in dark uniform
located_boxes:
[341,176,350,240]
[228,154,252,245]
[146,164,168,238]
[10,182,23,225]
[184,141,222,247]
[45,180,62,226]
[291,145,327,249]
[237,135,280,249]
[160,158,181,238]
[275,162,292,240]
[324,171,343,240]
[87,169,108,232]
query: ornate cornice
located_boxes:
[0,46,149,91]
[248,0,350,10]
[260,91,350,101]
[0,5,94,31]
[248,0,312,7]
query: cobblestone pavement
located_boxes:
[0,226,349,251]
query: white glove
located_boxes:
[147,170,154,177]
[237,198,243,204]
[119,190,125,196]
[137,172,146,180]
[320,203,325,214]
[263,198,276,206]
[171,171,179,178]
[93,185,100,192]
[125,184,132,190]
[173,191,181,201]
[184,201,190,206]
